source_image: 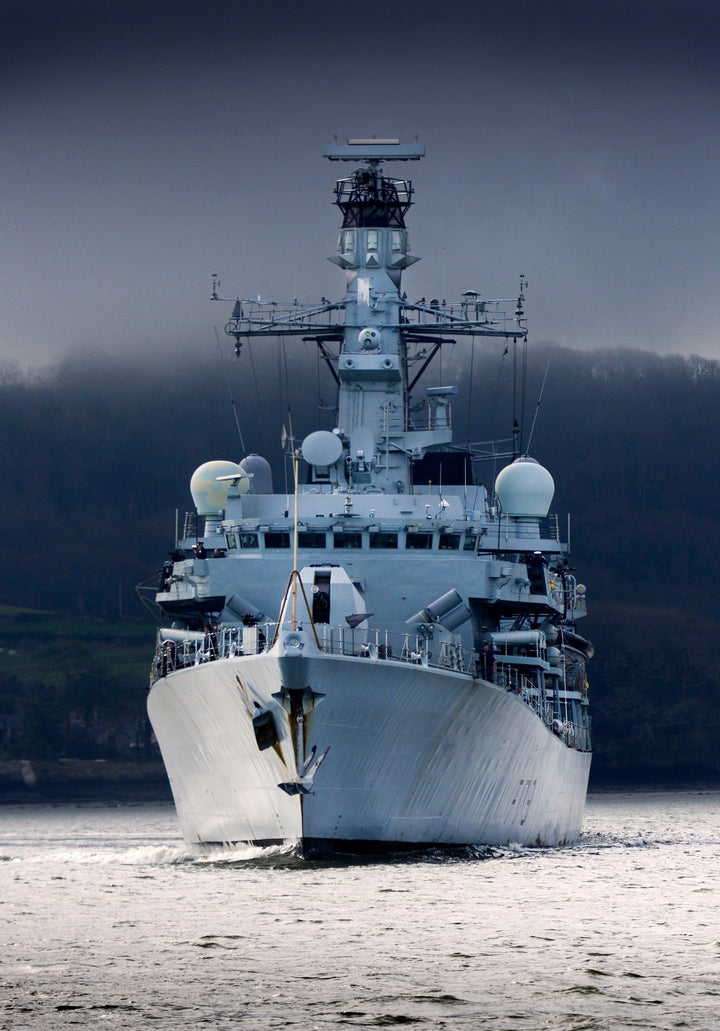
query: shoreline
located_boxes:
[1,759,718,805]
[0,759,173,804]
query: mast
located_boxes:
[222,140,529,492]
[324,140,424,492]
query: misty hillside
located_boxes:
[1,342,719,783]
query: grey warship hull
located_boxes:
[148,647,590,852]
[146,139,593,854]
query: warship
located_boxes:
[146,139,592,854]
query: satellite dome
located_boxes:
[238,454,273,494]
[190,460,243,516]
[302,430,343,467]
[495,457,555,518]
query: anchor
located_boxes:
[278,743,330,795]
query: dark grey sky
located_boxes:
[2,0,720,369]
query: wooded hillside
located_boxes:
[1,343,719,784]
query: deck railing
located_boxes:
[150,622,474,683]
[149,623,591,751]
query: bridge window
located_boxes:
[463,533,478,551]
[240,533,259,549]
[298,531,326,548]
[406,532,433,550]
[439,533,460,550]
[334,531,362,549]
[369,532,398,549]
[264,532,290,549]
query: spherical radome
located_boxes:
[190,460,243,515]
[301,430,343,467]
[495,457,555,518]
[238,454,273,493]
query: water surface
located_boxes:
[1,791,718,1029]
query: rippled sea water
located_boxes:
[1,790,719,1030]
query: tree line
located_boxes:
[1,342,719,781]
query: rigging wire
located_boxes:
[468,340,512,487]
[214,326,245,453]
[283,404,296,497]
[525,355,552,456]
[512,337,518,458]
[279,336,294,496]
[280,335,292,416]
[277,337,284,431]
[281,335,294,447]
[520,336,528,453]
[245,338,263,409]
[486,340,510,432]
[465,336,476,443]
[316,342,322,430]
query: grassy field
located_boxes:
[0,608,162,766]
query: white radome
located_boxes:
[190,460,243,515]
[495,457,555,518]
[301,430,343,467]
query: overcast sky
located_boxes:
[2,0,720,371]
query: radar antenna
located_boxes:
[323,139,425,162]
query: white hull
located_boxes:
[148,144,593,855]
[148,646,591,853]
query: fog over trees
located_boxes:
[2,342,720,783]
